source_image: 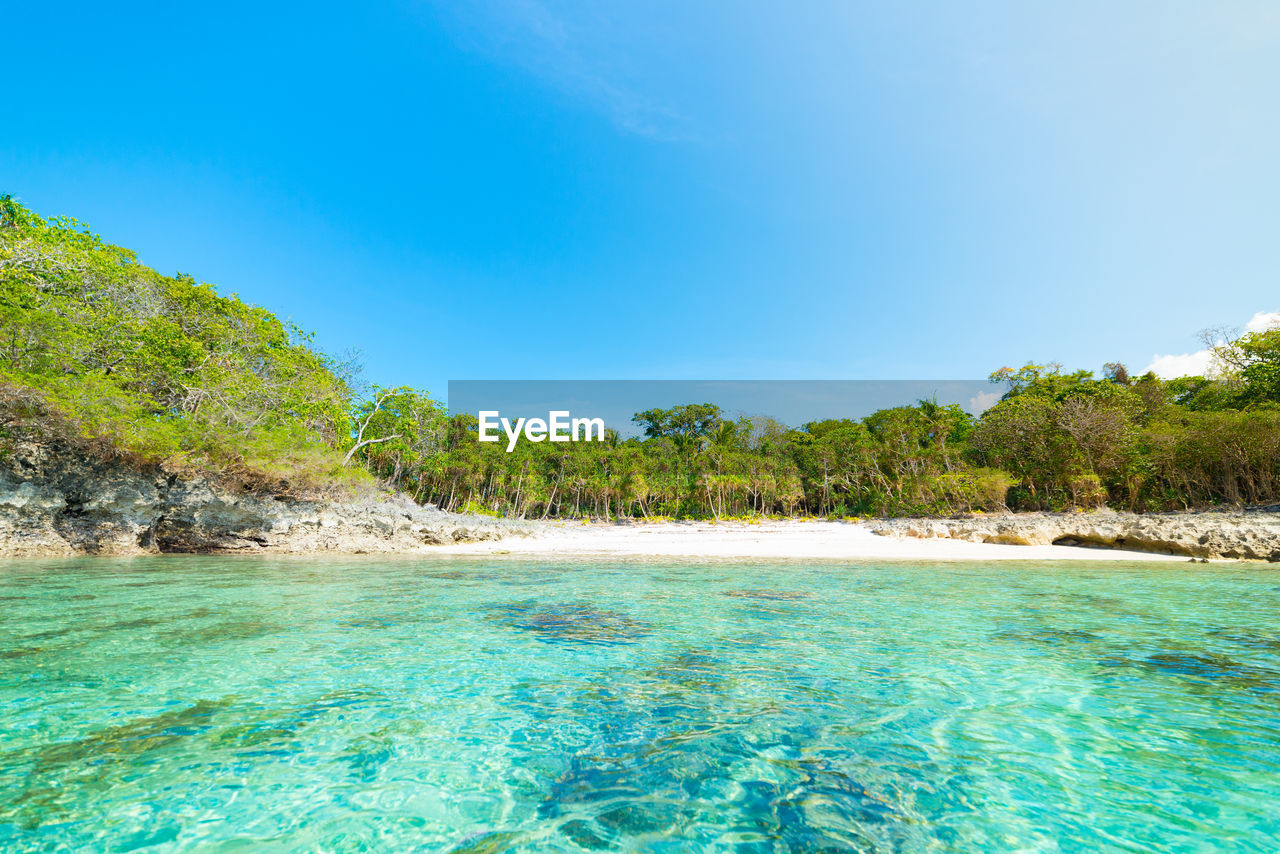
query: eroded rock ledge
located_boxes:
[868,509,1280,561]
[0,438,527,557]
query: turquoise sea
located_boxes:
[1,556,1278,852]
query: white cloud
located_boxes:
[1144,309,1278,378]
[1245,310,1280,333]
[967,390,1001,414]
[435,0,695,140]
[1145,350,1215,379]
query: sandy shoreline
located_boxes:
[434,519,1187,562]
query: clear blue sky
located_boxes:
[5,1,1278,399]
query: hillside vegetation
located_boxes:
[0,196,363,493]
[3,196,1278,516]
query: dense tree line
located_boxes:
[3,197,1278,515]
[345,357,1280,518]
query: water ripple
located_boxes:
[0,556,1277,851]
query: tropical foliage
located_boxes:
[3,197,1278,514]
[0,196,359,491]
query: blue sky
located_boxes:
[4,1,1278,400]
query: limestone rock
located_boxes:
[0,438,528,557]
[868,510,1280,561]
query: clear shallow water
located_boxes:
[1,557,1278,853]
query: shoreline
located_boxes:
[432,518,1202,562]
[4,435,1277,563]
[5,426,1278,562]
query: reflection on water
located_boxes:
[1,556,1279,851]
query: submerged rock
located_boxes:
[488,601,652,646]
[722,589,811,601]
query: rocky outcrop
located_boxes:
[868,509,1280,561]
[0,438,527,557]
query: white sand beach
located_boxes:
[435,519,1185,561]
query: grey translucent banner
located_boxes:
[447,380,999,438]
